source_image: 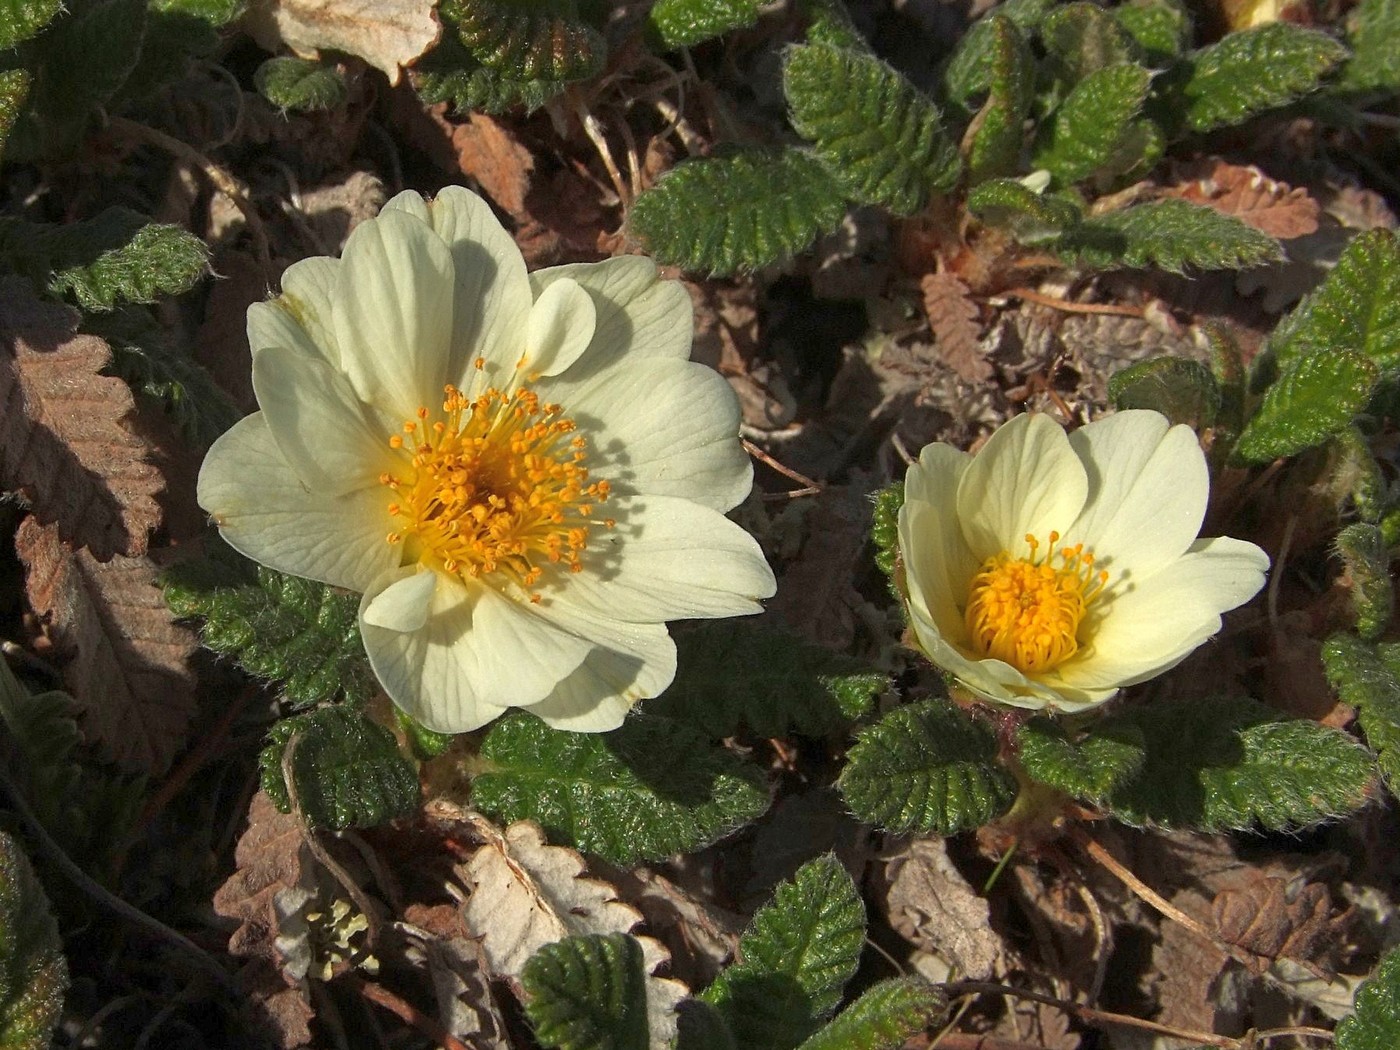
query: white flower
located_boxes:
[198,187,776,733]
[897,411,1269,712]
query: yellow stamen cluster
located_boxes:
[380,384,612,598]
[964,532,1108,673]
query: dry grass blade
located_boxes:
[921,272,992,382]
[0,278,162,560]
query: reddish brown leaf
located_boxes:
[0,278,163,559]
[1212,876,1352,975]
[214,792,317,965]
[16,517,197,775]
[1163,160,1320,240]
[450,112,534,220]
[921,272,991,382]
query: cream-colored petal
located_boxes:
[538,358,751,512]
[247,300,324,365]
[381,189,432,224]
[273,256,342,366]
[197,414,397,592]
[333,209,455,421]
[1067,411,1208,582]
[906,441,971,506]
[956,414,1088,560]
[361,570,437,631]
[900,447,978,646]
[906,600,1057,709]
[541,495,775,623]
[252,345,392,495]
[522,619,677,732]
[528,256,692,382]
[360,575,594,733]
[524,277,596,377]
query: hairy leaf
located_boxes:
[1320,633,1400,799]
[1336,524,1394,641]
[1233,349,1379,463]
[1337,946,1400,1050]
[0,0,61,49]
[472,711,769,865]
[1017,717,1146,803]
[30,0,146,150]
[260,706,419,830]
[966,178,1082,243]
[1332,426,1387,524]
[1112,0,1191,63]
[1341,0,1400,92]
[785,44,959,214]
[703,856,865,1050]
[801,0,865,50]
[870,481,904,584]
[1040,2,1142,83]
[442,0,603,81]
[645,620,883,738]
[47,214,209,312]
[942,1,1054,110]
[254,56,348,112]
[0,829,67,1050]
[965,16,1033,184]
[1034,64,1153,185]
[629,147,847,275]
[1108,356,1221,427]
[0,69,29,162]
[838,700,1017,834]
[524,934,649,1050]
[414,37,566,113]
[1100,695,1376,831]
[921,272,989,382]
[1055,198,1283,272]
[797,978,945,1050]
[647,0,760,49]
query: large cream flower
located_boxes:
[897,411,1269,712]
[198,187,776,733]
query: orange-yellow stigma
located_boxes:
[380,384,612,596]
[963,531,1109,673]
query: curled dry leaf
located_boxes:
[244,0,441,85]
[1162,160,1321,241]
[921,272,992,383]
[1211,876,1353,976]
[16,517,197,776]
[0,278,162,560]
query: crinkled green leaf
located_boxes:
[966,178,1083,243]
[396,709,455,760]
[1168,24,1348,134]
[30,0,146,151]
[1336,523,1394,641]
[441,0,605,81]
[942,0,1055,111]
[254,56,347,112]
[1112,0,1192,64]
[472,711,769,865]
[1054,198,1283,272]
[870,481,905,584]
[647,0,761,50]
[1270,230,1400,377]
[414,32,567,113]
[628,147,847,276]
[797,977,946,1050]
[1234,349,1380,464]
[0,69,29,163]
[523,934,649,1050]
[1320,632,1400,800]
[645,620,883,738]
[1040,1,1142,84]
[153,0,244,23]
[1100,695,1376,831]
[1332,426,1387,523]
[259,706,420,830]
[1034,63,1153,185]
[702,856,864,1050]
[784,43,960,214]
[800,0,865,50]
[1108,356,1221,428]
[965,16,1033,184]
[163,545,376,708]
[47,211,208,311]
[838,700,1017,835]
[0,0,61,49]
[675,1000,738,1050]
[1016,717,1146,804]
[1338,946,1400,1050]
[0,830,67,1050]
[1341,0,1400,93]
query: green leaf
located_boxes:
[152,0,245,24]
[647,0,761,50]
[1016,717,1146,804]
[30,0,147,151]
[1332,427,1387,523]
[627,147,847,276]
[1336,524,1394,641]
[396,709,455,760]
[1233,349,1380,463]
[0,69,29,163]
[1100,695,1376,831]
[471,711,769,865]
[1167,24,1348,134]
[800,0,865,50]
[1270,230,1400,377]
[1040,2,1142,83]
[163,548,377,708]
[1338,946,1400,1050]
[646,620,883,738]
[870,481,905,583]
[259,706,420,830]
[784,43,960,214]
[1112,0,1192,64]
[47,210,208,311]
[0,0,62,49]
[1054,198,1283,273]
[675,1000,739,1050]
[1034,63,1153,185]
[442,0,605,81]
[965,16,1034,184]
[254,56,347,113]
[966,178,1083,243]
[1320,633,1400,799]
[942,0,1055,111]
[0,830,67,1050]
[523,934,649,1050]
[1341,0,1400,92]
[1108,356,1221,428]
[838,700,1017,835]
[796,978,946,1050]
[703,856,865,1050]
[414,33,568,113]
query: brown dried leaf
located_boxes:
[16,517,196,775]
[243,0,441,84]
[921,272,991,382]
[1163,160,1320,240]
[449,113,534,220]
[0,279,163,560]
[1212,876,1352,976]
[770,483,871,651]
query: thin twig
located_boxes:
[742,437,824,498]
[1074,879,1110,1006]
[573,98,629,206]
[1253,1026,1334,1043]
[1000,288,1147,318]
[346,975,474,1050]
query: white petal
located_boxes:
[956,414,1088,560]
[252,345,393,495]
[524,277,596,377]
[360,576,594,733]
[381,189,432,224]
[333,209,455,421]
[523,620,677,732]
[906,600,1057,710]
[906,441,971,505]
[1067,411,1209,582]
[900,445,978,646]
[543,495,776,623]
[362,570,437,632]
[197,414,397,592]
[529,256,692,381]
[538,358,751,512]
[261,256,342,366]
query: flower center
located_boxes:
[379,382,611,601]
[964,532,1108,673]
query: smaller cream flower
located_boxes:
[897,411,1269,712]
